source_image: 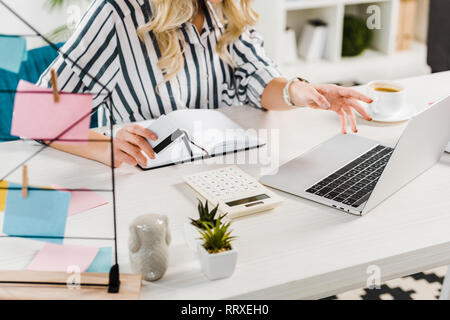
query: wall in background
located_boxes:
[1,0,430,50]
[0,0,89,49]
[0,0,431,83]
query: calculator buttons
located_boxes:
[184,166,283,218]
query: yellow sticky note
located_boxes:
[0,181,8,212]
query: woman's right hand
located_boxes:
[289,81,373,134]
[110,124,158,168]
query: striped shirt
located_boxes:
[37,0,281,125]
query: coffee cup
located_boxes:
[366,81,406,117]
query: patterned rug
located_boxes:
[325,266,448,300]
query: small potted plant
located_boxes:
[197,217,237,281]
[184,200,225,252]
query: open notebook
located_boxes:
[112,109,265,170]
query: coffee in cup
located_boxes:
[366,81,406,117]
[374,87,400,93]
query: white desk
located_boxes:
[0,72,449,299]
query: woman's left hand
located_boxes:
[312,84,374,134]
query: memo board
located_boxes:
[0,271,142,300]
[0,0,140,298]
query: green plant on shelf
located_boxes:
[190,199,226,231]
[199,217,236,254]
[342,14,373,57]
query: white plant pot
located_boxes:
[184,222,202,252]
[198,244,238,281]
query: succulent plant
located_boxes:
[190,199,225,230]
[199,217,236,254]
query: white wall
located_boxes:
[0,0,89,49]
[1,0,430,52]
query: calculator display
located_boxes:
[226,194,270,207]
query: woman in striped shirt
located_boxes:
[38,0,373,167]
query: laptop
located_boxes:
[260,95,450,216]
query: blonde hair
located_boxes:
[138,0,258,81]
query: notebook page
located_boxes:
[167,109,264,153]
[109,109,265,169]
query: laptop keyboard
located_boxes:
[305,145,394,208]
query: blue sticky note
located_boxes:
[22,46,28,62]
[0,35,27,74]
[3,183,71,244]
[86,247,113,273]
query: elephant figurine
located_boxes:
[128,214,171,281]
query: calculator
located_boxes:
[184,166,283,219]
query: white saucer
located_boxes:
[357,102,418,123]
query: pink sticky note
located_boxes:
[27,243,99,272]
[68,189,108,216]
[11,80,92,144]
[52,185,108,216]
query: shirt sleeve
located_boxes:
[37,0,121,109]
[230,28,282,109]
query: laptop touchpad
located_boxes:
[260,134,379,196]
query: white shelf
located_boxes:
[255,0,399,62]
[280,41,430,84]
[285,0,392,11]
[254,0,430,83]
[285,0,340,11]
[343,0,392,5]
